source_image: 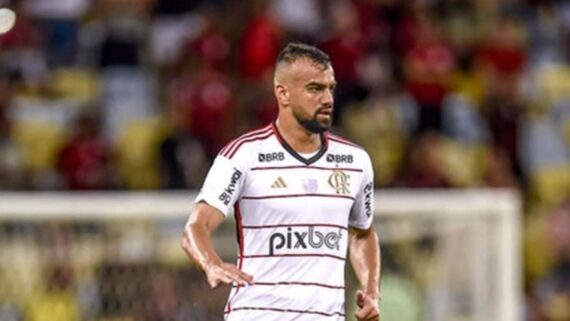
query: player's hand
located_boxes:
[355,290,380,321]
[204,261,253,288]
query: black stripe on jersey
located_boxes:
[272,122,328,165]
[251,165,363,172]
[225,306,346,318]
[232,281,345,290]
[241,223,348,230]
[241,253,345,261]
[242,193,355,201]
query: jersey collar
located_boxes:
[271,121,329,165]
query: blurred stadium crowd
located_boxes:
[0,0,569,320]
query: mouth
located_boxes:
[316,108,333,117]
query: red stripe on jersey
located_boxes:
[241,253,346,261]
[241,223,348,231]
[327,134,363,149]
[227,203,245,313]
[236,281,345,290]
[271,122,284,144]
[220,125,272,156]
[242,193,355,201]
[235,203,245,268]
[327,133,354,144]
[227,131,274,158]
[224,306,346,317]
[251,165,363,172]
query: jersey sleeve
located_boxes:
[349,152,374,229]
[194,152,248,216]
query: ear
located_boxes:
[274,84,290,107]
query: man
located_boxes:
[181,43,381,321]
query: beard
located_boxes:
[294,106,333,134]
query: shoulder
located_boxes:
[326,132,364,150]
[327,132,368,155]
[326,132,372,168]
[218,123,276,160]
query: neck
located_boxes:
[275,114,322,153]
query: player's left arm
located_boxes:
[349,225,381,321]
[348,151,381,321]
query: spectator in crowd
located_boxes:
[57,112,112,190]
[238,0,282,82]
[530,200,570,321]
[321,0,369,124]
[0,69,26,189]
[395,133,452,188]
[159,122,208,189]
[403,14,454,134]
[0,109,27,189]
[25,265,79,321]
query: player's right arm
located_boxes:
[181,144,253,288]
[181,202,253,288]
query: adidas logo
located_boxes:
[271,177,287,188]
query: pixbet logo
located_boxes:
[268,227,343,255]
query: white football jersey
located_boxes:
[195,123,375,321]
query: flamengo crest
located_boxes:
[328,170,350,195]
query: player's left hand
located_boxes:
[355,290,380,321]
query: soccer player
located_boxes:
[181,43,381,321]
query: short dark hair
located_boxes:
[276,43,331,70]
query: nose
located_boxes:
[321,88,334,106]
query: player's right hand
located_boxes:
[355,290,380,321]
[204,262,253,288]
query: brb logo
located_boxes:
[258,152,285,162]
[326,154,353,164]
[268,227,343,255]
